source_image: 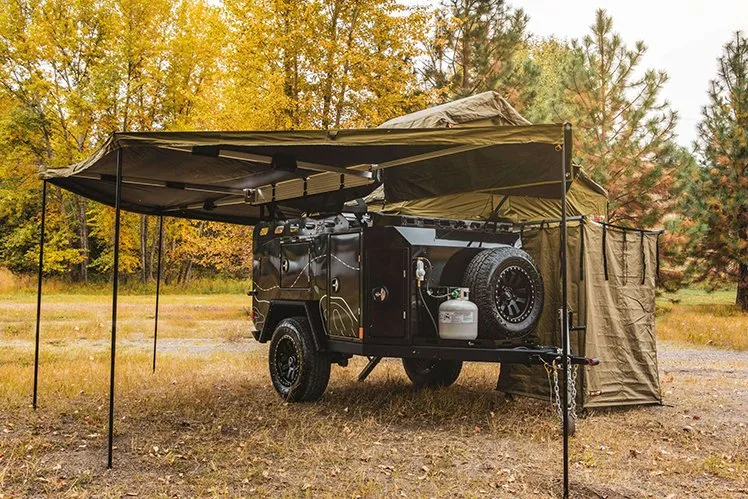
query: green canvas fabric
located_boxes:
[40,126,568,225]
[498,221,662,408]
[367,170,607,222]
[581,223,662,407]
[370,92,606,223]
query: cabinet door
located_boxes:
[366,249,408,339]
[326,233,361,338]
[280,242,311,289]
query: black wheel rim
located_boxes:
[274,336,300,387]
[411,359,438,375]
[494,265,535,323]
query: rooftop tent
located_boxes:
[367,91,609,222]
[378,90,532,128]
[40,126,571,224]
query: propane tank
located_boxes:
[438,288,478,340]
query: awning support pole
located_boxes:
[107,148,124,469]
[32,180,47,410]
[152,215,164,373]
[561,123,572,498]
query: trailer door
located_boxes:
[280,241,311,289]
[326,233,361,338]
[366,249,408,340]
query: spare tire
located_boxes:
[462,247,544,340]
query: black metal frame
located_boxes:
[561,123,571,497]
[32,180,46,410]
[31,124,578,496]
[32,148,168,469]
[153,215,164,372]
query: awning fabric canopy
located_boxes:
[367,91,604,222]
[41,125,568,225]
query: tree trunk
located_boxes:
[321,1,341,129]
[738,262,748,312]
[140,215,148,283]
[149,228,158,281]
[279,1,298,128]
[333,3,360,128]
[77,196,89,283]
[459,0,471,95]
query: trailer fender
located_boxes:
[259,300,327,352]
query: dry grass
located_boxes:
[0,294,250,341]
[657,288,747,350]
[0,292,746,497]
[0,266,250,296]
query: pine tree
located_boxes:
[683,32,748,310]
[509,37,575,123]
[421,0,533,107]
[559,9,681,227]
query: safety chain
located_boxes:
[544,360,579,423]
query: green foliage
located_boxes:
[422,0,533,108]
[680,32,748,309]
[0,1,738,298]
[556,9,682,227]
[518,37,574,123]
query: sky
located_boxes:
[516,0,747,147]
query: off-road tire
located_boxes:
[462,247,544,340]
[268,316,330,402]
[402,358,463,388]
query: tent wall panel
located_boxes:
[498,221,661,408]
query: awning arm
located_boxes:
[177,142,504,209]
[160,146,373,179]
[75,173,247,196]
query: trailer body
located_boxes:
[250,213,591,370]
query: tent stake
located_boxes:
[107,148,124,469]
[561,123,572,498]
[32,180,47,410]
[153,215,163,373]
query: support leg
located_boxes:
[32,180,47,410]
[357,357,382,382]
[560,123,572,498]
[107,148,123,469]
[152,215,163,373]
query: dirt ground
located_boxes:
[0,294,746,498]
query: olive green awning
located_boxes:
[40,125,569,225]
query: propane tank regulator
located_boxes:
[415,258,426,287]
[414,257,478,340]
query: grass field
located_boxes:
[656,288,747,350]
[0,288,746,497]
